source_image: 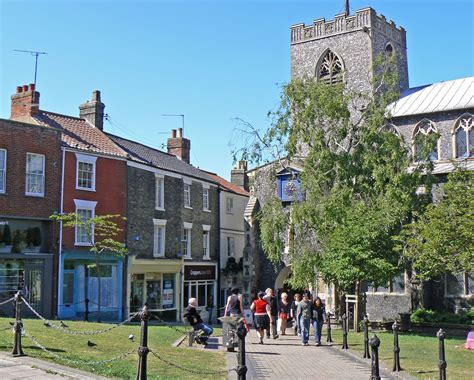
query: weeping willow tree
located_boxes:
[234,54,435,319]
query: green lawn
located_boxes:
[330,328,473,379]
[0,318,226,379]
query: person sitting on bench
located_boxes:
[183,297,213,344]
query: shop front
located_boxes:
[182,263,217,322]
[127,256,181,322]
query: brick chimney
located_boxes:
[231,160,249,191]
[79,90,105,130]
[167,128,191,163]
[10,84,40,120]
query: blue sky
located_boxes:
[1,0,472,179]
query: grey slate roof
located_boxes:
[107,133,216,183]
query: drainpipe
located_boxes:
[57,148,65,318]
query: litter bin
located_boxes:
[399,313,411,332]
[219,316,241,352]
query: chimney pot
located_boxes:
[16,86,22,93]
[178,128,183,138]
[92,90,101,102]
[22,85,29,92]
[29,83,35,92]
[172,129,177,138]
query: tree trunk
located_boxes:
[355,280,361,332]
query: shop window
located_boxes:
[130,274,145,312]
[63,272,74,304]
[25,153,45,196]
[146,277,161,309]
[0,149,6,193]
[87,264,118,308]
[162,274,175,309]
[0,260,25,299]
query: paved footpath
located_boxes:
[227,333,401,380]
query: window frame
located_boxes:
[182,222,192,259]
[25,152,45,197]
[155,175,165,211]
[203,188,210,211]
[153,219,167,257]
[0,149,6,194]
[452,113,474,159]
[445,272,473,298]
[75,153,97,192]
[412,119,439,162]
[202,225,211,259]
[184,183,192,208]
[226,197,234,214]
[316,48,344,85]
[227,236,235,257]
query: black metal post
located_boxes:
[437,328,447,380]
[341,313,348,349]
[236,322,247,380]
[85,298,89,322]
[370,334,381,380]
[326,313,333,343]
[392,320,401,371]
[12,291,25,357]
[363,315,370,359]
[136,305,150,380]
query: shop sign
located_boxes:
[162,280,174,308]
[184,265,216,281]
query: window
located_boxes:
[203,188,209,210]
[182,223,192,258]
[317,49,343,84]
[226,197,234,214]
[74,199,97,246]
[446,272,473,296]
[413,120,438,161]
[367,273,406,294]
[453,114,474,158]
[203,225,211,259]
[76,153,97,191]
[155,176,164,210]
[26,153,45,196]
[385,43,394,55]
[184,184,191,208]
[153,219,167,257]
[227,236,235,257]
[0,149,6,193]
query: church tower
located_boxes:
[290,6,409,93]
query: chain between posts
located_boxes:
[0,297,15,307]
[149,349,237,375]
[150,314,191,335]
[23,299,138,335]
[24,331,137,365]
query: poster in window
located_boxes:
[162,280,174,308]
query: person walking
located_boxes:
[278,292,291,335]
[296,293,312,346]
[290,293,302,336]
[224,287,244,317]
[311,296,327,346]
[250,291,272,344]
[264,288,279,339]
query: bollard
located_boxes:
[341,313,348,349]
[392,320,401,371]
[188,331,194,347]
[136,304,150,380]
[437,328,447,380]
[363,315,370,359]
[370,334,381,380]
[236,321,248,380]
[85,298,89,322]
[326,313,333,343]
[12,291,25,357]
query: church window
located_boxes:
[453,114,474,158]
[317,50,343,84]
[413,120,438,161]
[385,43,394,55]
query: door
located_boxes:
[61,270,76,318]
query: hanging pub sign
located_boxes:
[184,265,216,281]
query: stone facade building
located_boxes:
[109,131,220,322]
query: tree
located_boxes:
[397,169,474,280]
[51,213,127,321]
[234,54,434,320]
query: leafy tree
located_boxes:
[234,54,434,320]
[397,169,474,280]
[51,213,127,321]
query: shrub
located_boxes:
[411,308,472,325]
[2,225,11,245]
[26,228,34,247]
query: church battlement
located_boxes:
[290,7,406,47]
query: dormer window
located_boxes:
[317,49,344,84]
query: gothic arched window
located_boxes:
[453,114,474,158]
[317,50,344,84]
[413,120,438,161]
[385,43,394,55]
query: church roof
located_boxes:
[387,77,474,118]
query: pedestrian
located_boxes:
[278,292,291,335]
[264,288,279,339]
[290,293,302,336]
[250,291,272,344]
[183,298,213,344]
[296,293,312,346]
[206,294,214,325]
[311,296,327,346]
[302,287,312,301]
[224,287,244,317]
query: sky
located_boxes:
[1,0,473,179]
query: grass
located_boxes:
[330,328,473,379]
[0,318,226,379]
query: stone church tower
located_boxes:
[290,7,409,93]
